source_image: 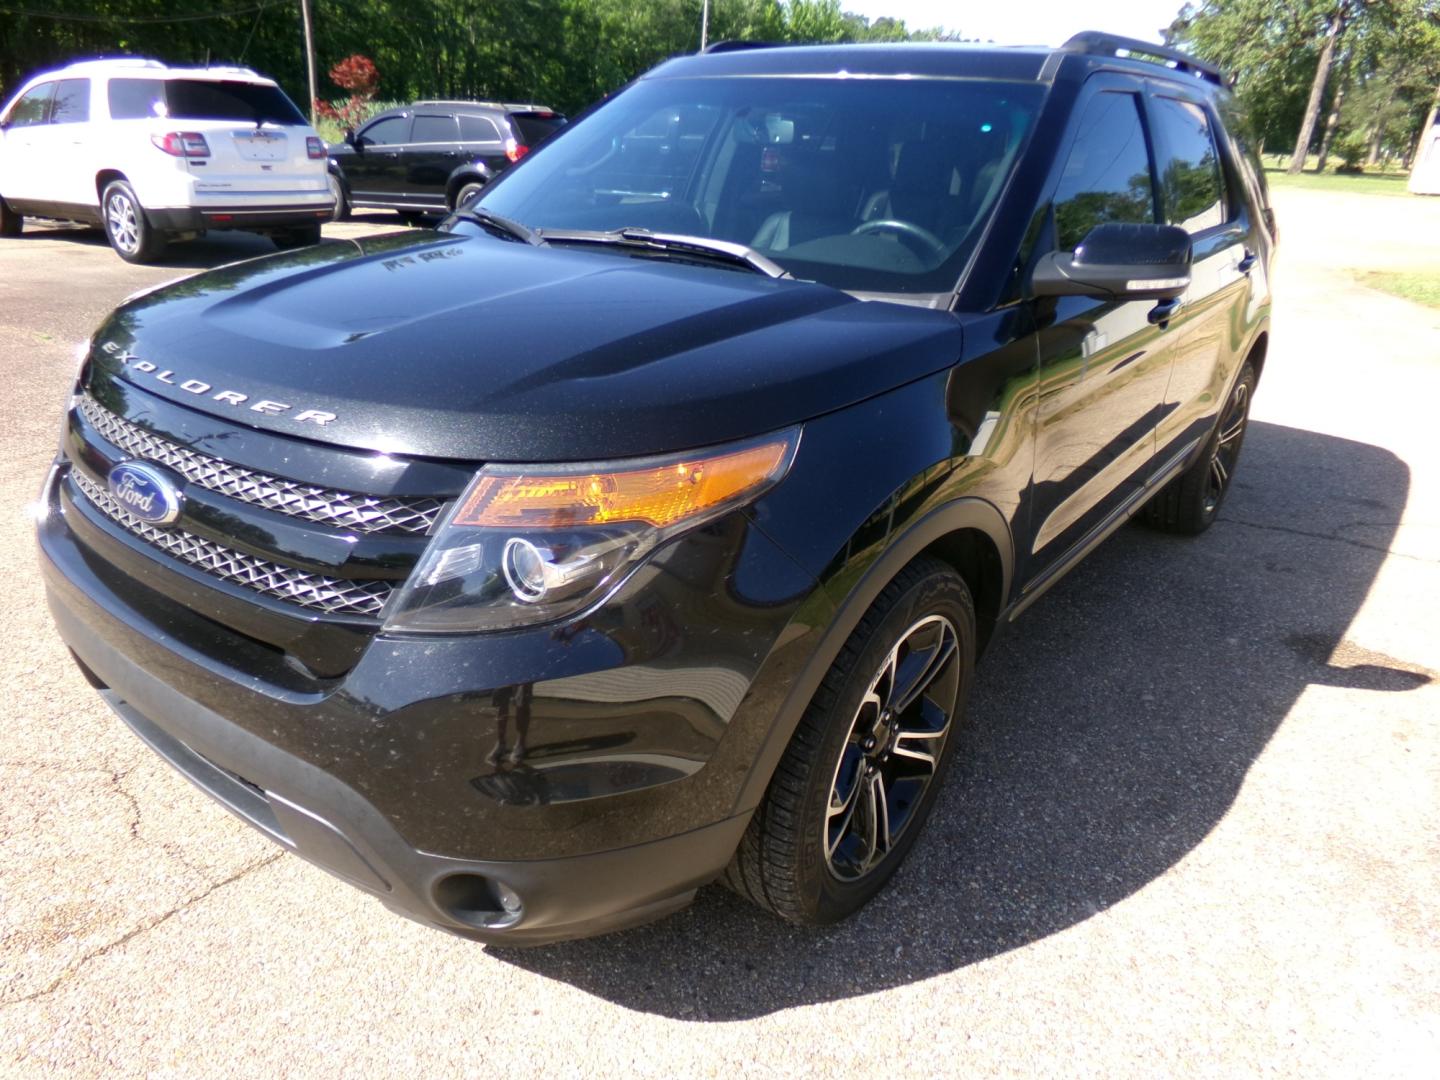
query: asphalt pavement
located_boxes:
[0,195,1436,1076]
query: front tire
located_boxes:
[724,556,975,925]
[0,196,21,237]
[101,180,167,263]
[1144,361,1256,535]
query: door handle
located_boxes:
[1148,298,1182,327]
[1237,249,1257,275]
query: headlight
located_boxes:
[382,428,800,634]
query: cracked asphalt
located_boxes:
[2,193,1437,1076]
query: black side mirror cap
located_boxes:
[1030,222,1192,301]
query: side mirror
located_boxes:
[343,127,358,148]
[1030,222,1192,301]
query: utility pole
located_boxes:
[701,0,710,52]
[300,0,319,124]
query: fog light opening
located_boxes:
[433,873,524,930]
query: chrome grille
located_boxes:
[70,469,393,618]
[78,394,444,535]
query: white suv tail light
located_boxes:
[306,136,326,159]
[150,132,210,158]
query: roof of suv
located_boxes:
[36,57,272,82]
[651,32,1227,94]
[408,100,559,115]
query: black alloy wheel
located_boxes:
[1144,360,1256,535]
[824,613,961,881]
[724,556,975,925]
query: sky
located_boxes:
[843,0,1184,45]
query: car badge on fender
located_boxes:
[107,461,185,525]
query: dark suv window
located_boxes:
[108,78,304,124]
[459,114,501,142]
[412,114,458,143]
[1052,92,1156,251]
[6,82,54,127]
[50,79,90,124]
[1151,97,1226,234]
[359,115,410,146]
[508,112,566,147]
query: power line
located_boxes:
[0,1,291,24]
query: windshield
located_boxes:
[473,75,1042,294]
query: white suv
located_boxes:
[0,58,334,262]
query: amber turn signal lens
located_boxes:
[453,436,795,529]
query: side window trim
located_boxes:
[1141,83,1237,241]
[1046,79,1163,252]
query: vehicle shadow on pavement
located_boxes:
[18,224,302,270]
[495,421,1430,1020]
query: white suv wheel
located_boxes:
[106,191,139,253]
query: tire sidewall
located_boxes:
[793,567,976,923]
[0,195,21,237]
[455,181,485,210]
[327,173,349,221]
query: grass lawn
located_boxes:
[1264,168,1415,197]
[1354,269,1440,308]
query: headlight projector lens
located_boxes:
[502,537,551,602]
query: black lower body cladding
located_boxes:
[37,443,829,942]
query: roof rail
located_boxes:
[411,99,555,112]
[1059,31,1226,87]
[701,40,778,54]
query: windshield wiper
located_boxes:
[539,228,791,279]
[449,207,546,246]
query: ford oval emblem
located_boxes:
[107,461,184,525]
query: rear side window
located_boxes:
[508,112,566,147]
[5,82,54,127]
[1151,97,1226,234]
[1052,91,1156,251]
[163,79,305,124]
[359,115,409,145]
[412,114,458,143]
[108,78,165,119]
[459,114,501,142]
[50,79,90,124]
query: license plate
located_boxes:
[234,132,287,161]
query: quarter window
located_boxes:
[50,79,90,124]
[6,82,55,127]
[108,78,165,120]
[412,114,458,143]
[1052,92,1156,251]
[459,115,501,142]
[359,116,409,146]
[1151,97,1226,234]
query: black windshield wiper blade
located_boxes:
[449,207,546,246]
[539,228,790,279]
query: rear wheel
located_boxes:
[327,173,350,221]
[0,196,21,237]
[102,180,167,263]
[1144,361,1256,535]
[452,181,486,211]
[724,556,975,925]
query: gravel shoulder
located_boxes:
[0,195,1436,1077]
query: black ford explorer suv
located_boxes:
[38,34,1274,945]
[327,100,566,221]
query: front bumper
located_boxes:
[148,202,333,233]
[37,455,821,943]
